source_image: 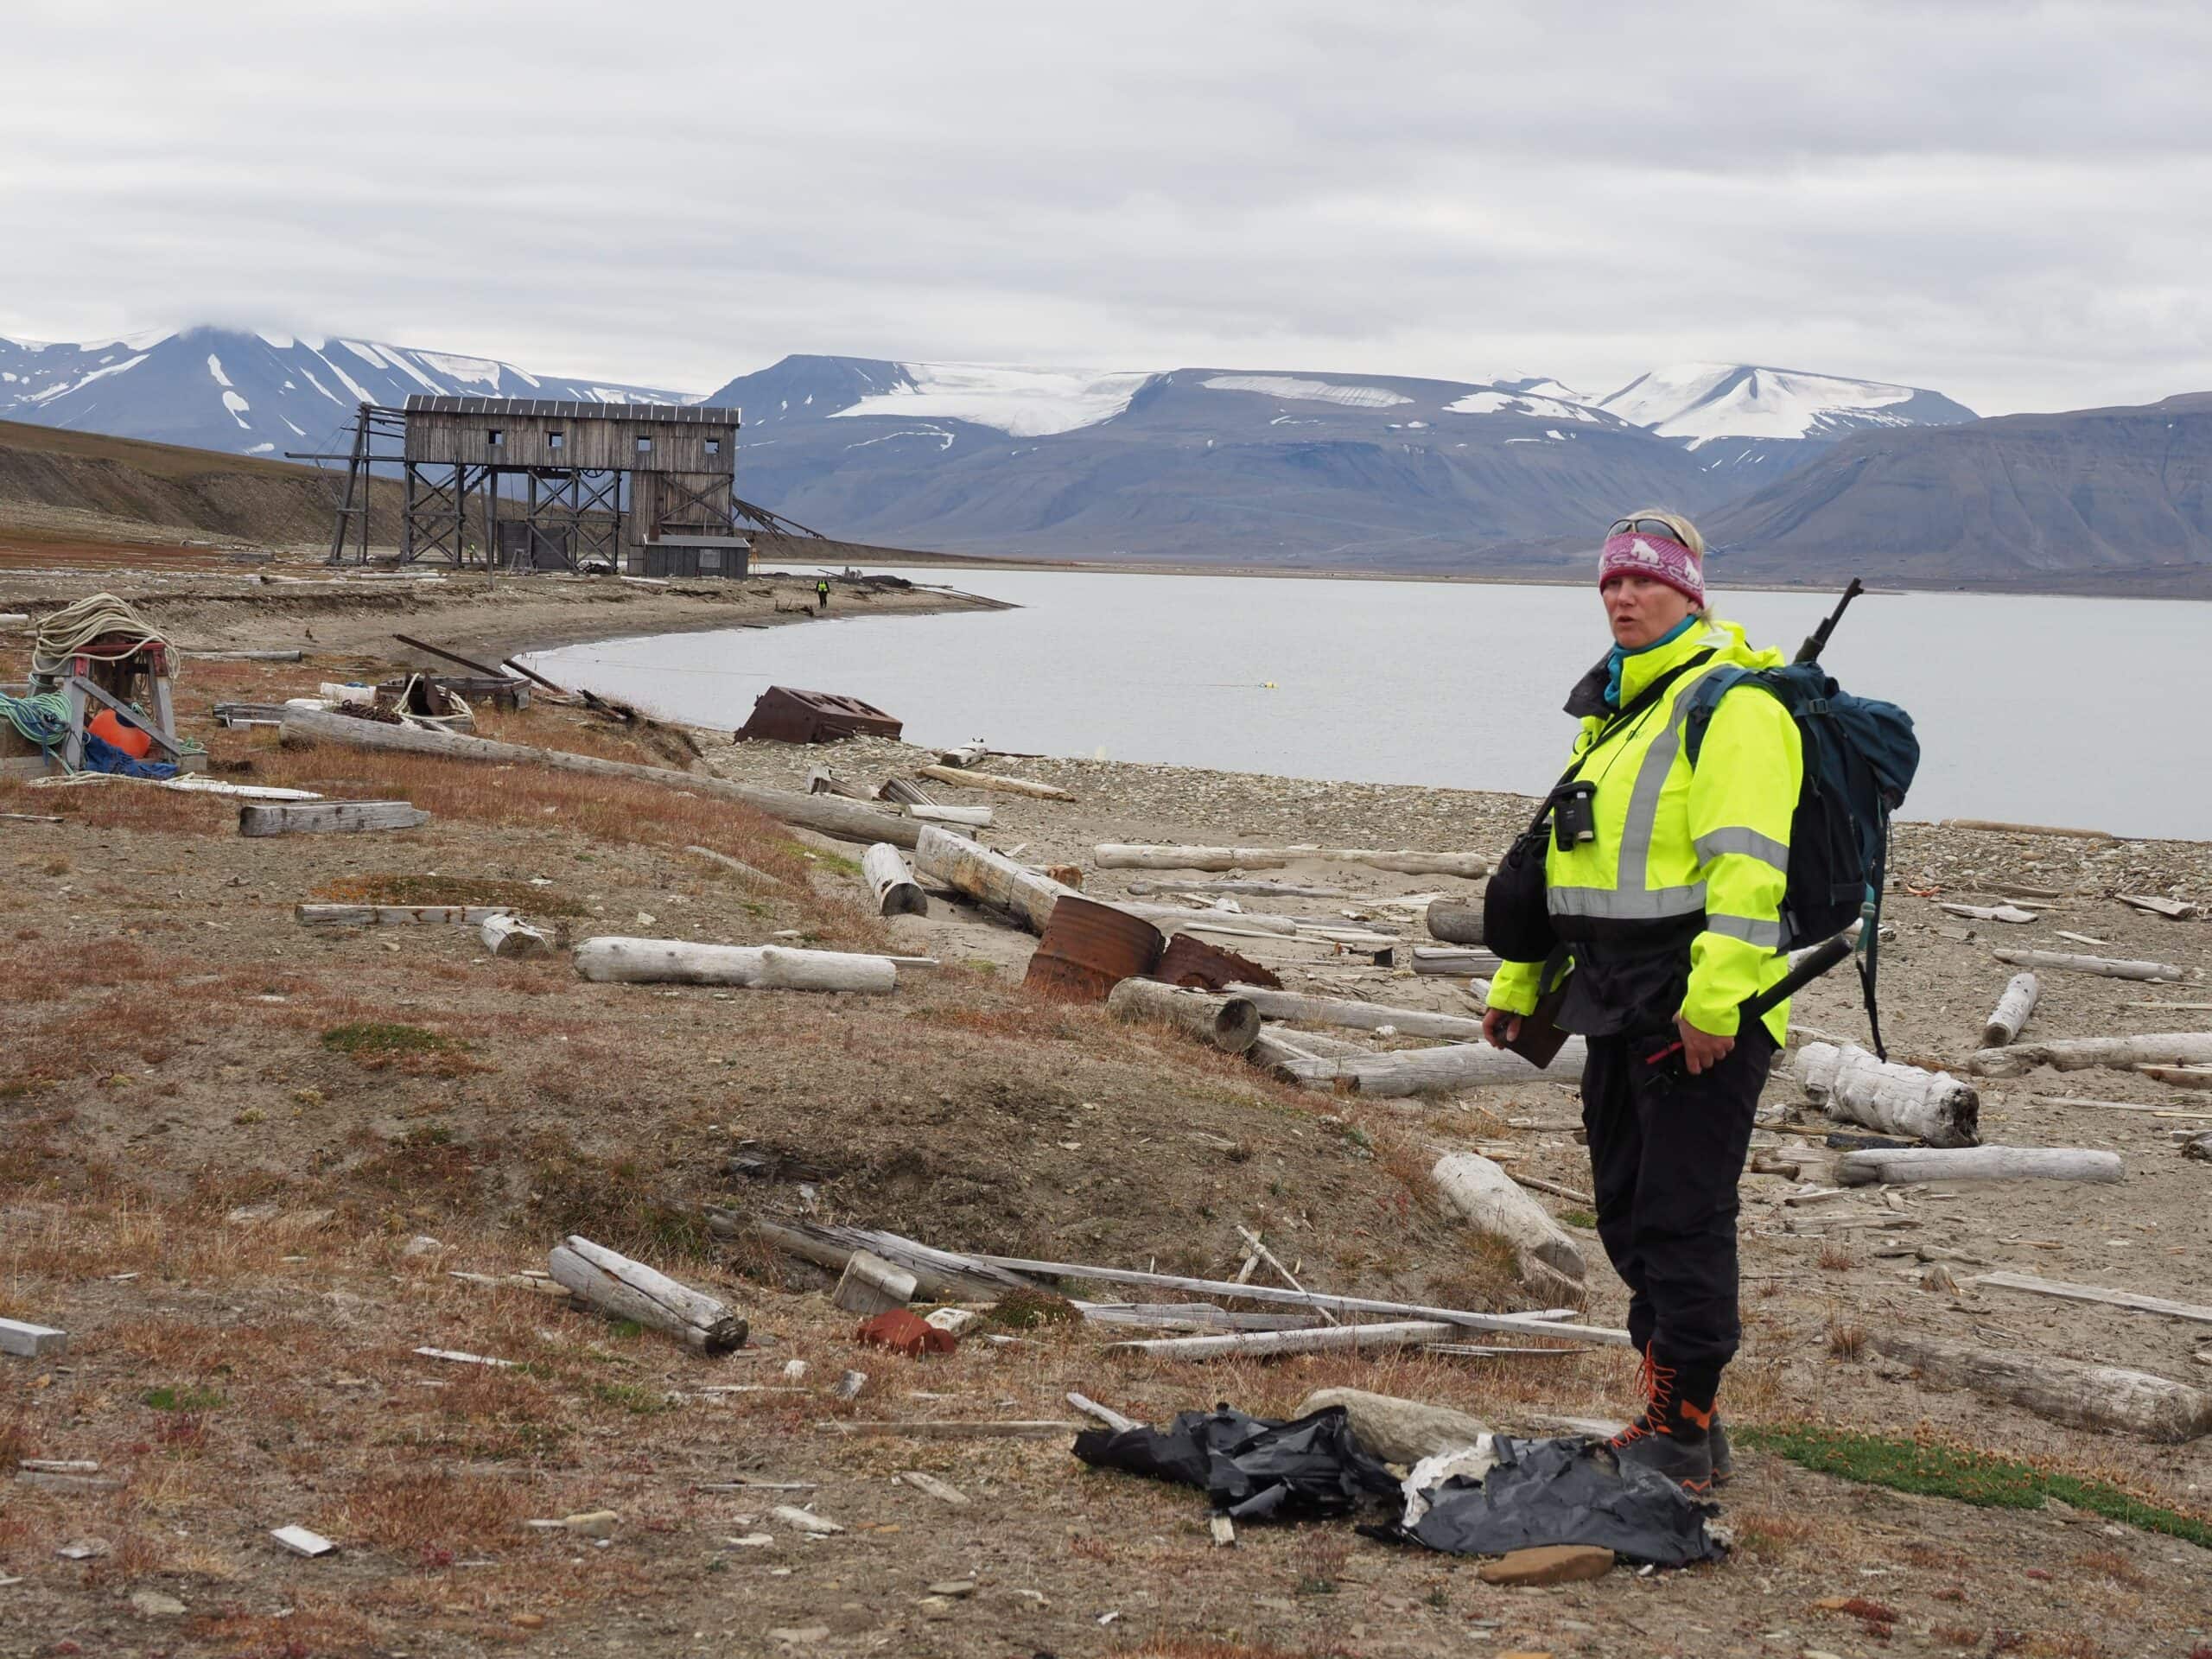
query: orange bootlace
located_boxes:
[1609,1357,1675,1448]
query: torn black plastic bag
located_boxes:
[1072,1403,1399,1522]
[1393,1435,1724,1567]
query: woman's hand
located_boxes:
[1675,1015,1735,1076]
[1482,1007,1522,1048]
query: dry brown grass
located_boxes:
[1732,1506,1830,1562]
[327,1469,540,1555]
[1816,1236,1857,1271]
[1827,1320,1868,1360]
[2071,1547,2147,1587]
[0,775,234,835]
[1934,1625,1984,1648]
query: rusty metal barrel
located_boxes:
[1023,895,1162,1002]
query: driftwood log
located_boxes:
[296,903,511,925]
[1425,900,1484,945]
[1276,1039,1586,1098]
[574,938,898,994]
[915,764,1072,801]
[1094,843,1489,878]
[1981,973,2041,1047]
[862,843,927,917]
[1116,903,1299,935]
[1106,1320,1459,1361]
[480,913,552,958]
[910,824,1078,932]
[1106,979,1262,1053]
[279,705,918,847]
[1971,1033,2212,1078]
[1247,1030,1327,1074]
[966,1250,1626,1342]
[548,1235,747,1352]
[1432,1152,1586,1291]
[734,1217,1031,1300]
[239,800,427,836]
[734,1214,1624,1342]
[1796,1041,1980,1147]
[1224,986,1487,1042]
[1836,1146,2122,1185]
[1872,1334,2212,1442]
[905,803,992,829]
[1128,879,1350,899]
[1991,947,2183,983]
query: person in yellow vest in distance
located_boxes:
[816,579,830,613]
[1482,509,1802,1497]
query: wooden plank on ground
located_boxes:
[296,904,512,925]
[240,801,428,836]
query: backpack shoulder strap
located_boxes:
[1681,664,1773,768]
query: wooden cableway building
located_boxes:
[321,396,756,575]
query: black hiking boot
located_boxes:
[1605,1355,1716,1496]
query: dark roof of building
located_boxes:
[403,396,740,424]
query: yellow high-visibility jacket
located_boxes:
[1489,617,1803,1044]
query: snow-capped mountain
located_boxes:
[706,355,1716,565]
[1600,362,1977,478]
[0,327,691,458]
[0,325,1995,571]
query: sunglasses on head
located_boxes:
[1609,517,1688,543]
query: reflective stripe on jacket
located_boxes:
[1490,617,1802,1043]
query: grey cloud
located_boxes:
[3,0,2209,411]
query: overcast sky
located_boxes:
[6,1,2209,413]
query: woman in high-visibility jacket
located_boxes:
[1483,509,1801,1496]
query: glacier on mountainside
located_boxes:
[830,363,1154,438]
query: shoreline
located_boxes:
[772,548,2212,602]
[529,582,2212,849]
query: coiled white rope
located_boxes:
[30,593,175,680]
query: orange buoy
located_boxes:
[88,709,153,759]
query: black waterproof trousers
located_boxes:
[1580,1027,1775,1392]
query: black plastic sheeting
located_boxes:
[1074,1405,1725,1567]
[1389,1434,1724,1567]
[1072,1403,1399,1522]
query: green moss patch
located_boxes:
[1739,1424,2212,1549]
[321,1022,450,1058]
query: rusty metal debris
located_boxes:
[1024,895,1162,1002]
[1156,932,1283,992]
[736,686,903,745]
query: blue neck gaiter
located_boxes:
[1605,614,1700,709]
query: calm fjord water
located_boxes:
[526,569,2202,842]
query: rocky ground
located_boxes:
[3,557,2210,1658]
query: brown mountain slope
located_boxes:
[0,416,392,551]
[1706,391,2212,594]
